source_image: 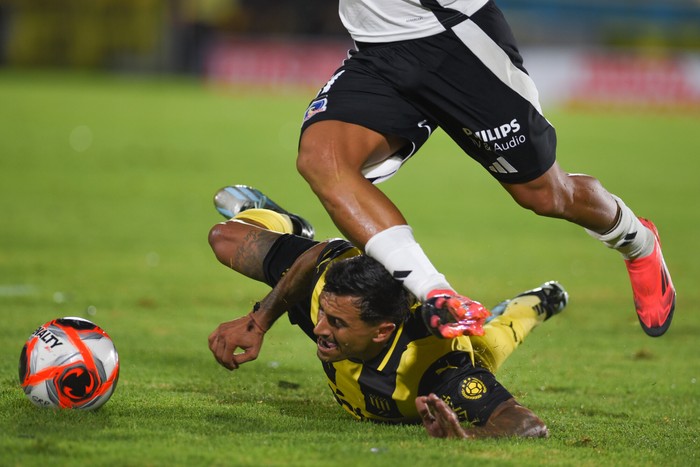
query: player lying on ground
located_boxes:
[207,187,568,438]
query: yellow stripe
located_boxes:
[310,246,362,325]
[377,322,403,372]
[232,208,294,233]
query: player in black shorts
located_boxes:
[207,187,568,438]
[292,0,675,338]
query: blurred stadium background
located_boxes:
[0,0,699,110]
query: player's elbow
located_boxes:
[208,223,230,266]
[486,399,550,439]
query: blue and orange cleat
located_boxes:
[625,218,675,337]
[422,289,491,338]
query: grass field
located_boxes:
[0,70,698,466]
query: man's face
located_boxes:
[314,291,394,363]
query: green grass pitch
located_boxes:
[0,70,698,466]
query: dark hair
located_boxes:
[323,255,413,325]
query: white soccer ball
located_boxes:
[18,317,120,409]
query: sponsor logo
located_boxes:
[368,394,392,414]
[435,364,459,376]
[32,326,64,349]
[303,98,328,122]
[473,118,521,143]
[441,395,468,420]
[463,118,527,154]
[460,377,487,400]
[463,118,525,174]
[488,156,518,174]
[493,134,527,153]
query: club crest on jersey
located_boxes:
[303,98,328,122]
[460,377,487,400]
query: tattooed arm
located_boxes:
[207,219,327,370]
[208,219,284,282]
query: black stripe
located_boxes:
[661,266,668,295]
[358,366,403,419]
[420,0,469,28]
[355,319,423,420]
[468,1,528,73]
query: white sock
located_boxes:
[585,195,654,260]
[364,225,452,301]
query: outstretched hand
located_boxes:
[415,393,470,439]
[208,313,266,370]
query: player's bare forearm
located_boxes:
[416,394,549,439]
[228,226,280,281]
[253,241,329,329]
[209,241,329,370]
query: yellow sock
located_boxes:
[232,208,294,234]
[470,295,545,373]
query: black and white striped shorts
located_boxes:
[300,1,557,184]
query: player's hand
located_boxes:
[416,393,470,439]
[208,312,266,371]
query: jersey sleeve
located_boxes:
[418,352,513,425]
[312,239,358,281]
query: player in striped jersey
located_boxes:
[207,188,567,438]
[294,0,675,337]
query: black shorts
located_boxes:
[300,0,556,184]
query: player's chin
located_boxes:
[316,337,342,362]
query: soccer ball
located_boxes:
[18,317,120,409]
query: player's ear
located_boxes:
[373,322,396,343]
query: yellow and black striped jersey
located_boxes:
[287,239,512,424]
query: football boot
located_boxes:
[625,218,675,337]
[214,185,315,239]
[487,281,568,323]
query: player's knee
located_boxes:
[208,223,234,265]
[508,175,573,218]
[504,163,577,219]
[296,142,326,187]
[297,125,327,182]
[510,187,561,217]
[296,143,347,198]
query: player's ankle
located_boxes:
[365,225,451,300]
[586,195,654,260]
